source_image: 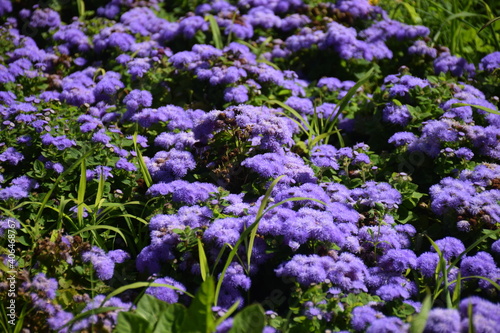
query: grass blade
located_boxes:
[198,238,210,281]
[71,224,128,245]
[451,102,500,115]
[35,147,96,223]
[133,132,153,188]
[206,14,223,49]
[409,292,432,333]
[103,282,194,304]
[77,159,87,226]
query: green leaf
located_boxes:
[114,312,152,333]
[451,102,500,115]
[198,238,210,281]
[133,131,153,188]
[229,304,265,333]
[206,14,223,49]
[62,307,121,330]
[215,300,240,327]
[153,303,187,333]
[77,159,87,226]
[181,277,216,333]
[409,293,432,333]
[136,294,171,322]
[102,282,194,305]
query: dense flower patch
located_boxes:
[0,0,500,331]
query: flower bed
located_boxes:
[0,0,500,332]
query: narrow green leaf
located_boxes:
[77,0,85,20]
[35,147,96,222]
[206,14,223,49]
[62,307,120,330]
[72,225,128,245]
[77,159,87,226]
[198,238,210,281]
[478,16,500,34]
[326,67,376,129]
[451,102,500,115]
[214,300,240,327]
[268,99,310,134]
[103,282,194,305]
[409,293,432,333]
[247,176,284,272]
[94,166,106,208]
[133,132,153,188]
[399,2,422,24]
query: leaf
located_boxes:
[478,16,500,34]
[205,14,223,49]
[77,160,87,226]
[451,102,500,115]
[409,293,432,333]
[198,238,210,281]
[133,131,153,188]
[102,282,194,305]
[153,303,187,333]
[247,175,285,271]
[71,225,128,246]
[114,312,151,333]
[136,294,171,322]
[62,307,121,330]
[214,300,240,327]
[181,277,216,333]
[228,304,265,333]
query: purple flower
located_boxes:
[71,295,133,331]
[379,249,417,273]
[351,181,401,209]
[416,252,439,278]
[479,51,500,72]
[275,254,332,286]
[82,246,129,281]
[116,158,137,172]
[204,217,246,247]
[25,272,58,300]
[366,317,409,333]
[351,305,381,331]
[431,237,465,261]
[459,297,500,332]
[30,7,61,29]
[0,217,20,237]
[460,251,499,289]
[382,103,412,126]
[146,276,186,303]
[146,149,196,180]
[0,0,12,16]
[127,58,151,79]
[434,52,475,77]
[146,180,218,205]
[408,40,437,58]
[0,147,24,165]
[424,308,460,333]
[224,85,249,103]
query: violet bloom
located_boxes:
[479,51,500,72]
[71,295,133,331]
[424,308,460,333]
[81,246,129,281]
[434,52,475,77]
[430,237,465,261]
[146,276,186,303]
[146,180,218,205]
[382,103,412,126]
